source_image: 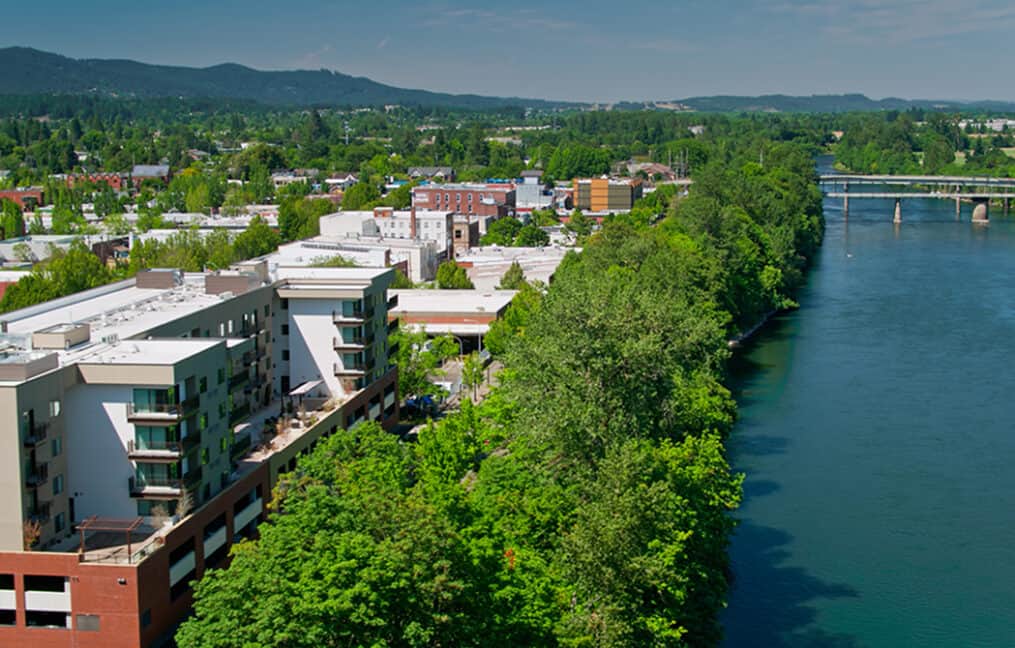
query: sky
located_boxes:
[4,0,1015,103]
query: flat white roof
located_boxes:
[275,266,391,282]
[391,289,516,315]
[80,338,223,366]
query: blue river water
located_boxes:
[722,158,1015,647]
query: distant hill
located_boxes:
[672,94,1015,113]
[0,47,575,110]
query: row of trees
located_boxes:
[176,130,824,646]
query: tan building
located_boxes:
[572,177,644,212]
[0,263,399,647]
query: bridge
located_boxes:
[818,174,1015,223]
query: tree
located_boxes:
[497,261,527,290]
[480,217,522,246]
[436,261,474,289]
[340,182,380,211]
[1,241,113,313]
[461,351,485,401]
[388,326,459,399]
[312,254,357,267]
[565,209,593,238]
[513,224,549,247]
[233,216,280,260]
[0,199,24,239]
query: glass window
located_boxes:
[49,400,61,417]
[199,377,208,393]
[51,436,62,457]
[54,512,66,533]
[53,474,64,495]
[217,368,225,384]
[281,324,289,336]
[282,350,290,361]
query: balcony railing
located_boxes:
[334,361,367,377]
[22,422,49,447]
[180,395,200,414]
[230,434,252,460]
[184,466,203,486]
[127,402,183,421]
[332,308,366,323]
[228,371,250,391]
[129,476,182,495]
[333,335,365,349]
[29,502,51,524]
[26,463,49,488]
[229,403,251,426]
[127,439,184,459]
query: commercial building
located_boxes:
[452,216,480,256]
[515,170,553,210]
[61,173,129,192]
[412,184,514,218]
[455,246,573,291]
[0,262,400,647]
[131,166,172,188]
[389,289,515,341]
[0,189,44,210]
[572,177,643,212]
[320,208,454,260]
[270,236,440,283]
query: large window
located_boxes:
[134,425,179,450]
[132,388,174,413]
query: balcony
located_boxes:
[127,403,181,423]
[129,476,182,497]
[184,466,203,487]
[29,502,51,524]
[230,433,252,460]
[333,335,366,350]
[127,439,184,462]
[334,361,367,377]
[229,403,251,426]
[22,422,49,448]
[332,308,367,324]
[228,371,250,392]
[26,463,48,488]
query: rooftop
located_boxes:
[80,338,222,366]
[391,289,516,316]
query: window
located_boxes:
[282,350,289,361]
[467,193,473,202]
[53,474,64,496]
[219,323,225,336]
[199,414,208,431]
[263,305,270,317]
[201,449,210,465]
[26,611,68,628]
[217,368,225,384]
[0,610,13,626]
[227,320,234,334]
[281,324,289,336]
[199,377,208,393]
[220,437,228,453]
[49,400,61,417]
[218,402,227,419]
[140,609,152,629]
[54,513,66,533]
[76,614,100,631]
[281,298,289,310]
[51,436,62,457]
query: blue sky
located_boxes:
[5,0,1015,103]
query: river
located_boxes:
[722,157,1015,647]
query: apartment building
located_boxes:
[0,262,399,647]
[572,177,644,212]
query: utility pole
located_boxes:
[344,121,350,146]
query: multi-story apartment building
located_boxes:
[0,261,400,647]
[572,177,644,212]
[411,184,515,218]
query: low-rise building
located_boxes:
[388,289,516,350]
[131,166,172,187]
[573,177,643,212]
[515,170,553,210]
[455,245,572,291]
[321,208,454,259]
[0,263,399,647]
[412,184,514,218]
[407,167,455,182]
[0,189,44,210]
[452,215,480,256]
[270,236,440,283]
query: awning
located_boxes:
[288,380,323,397]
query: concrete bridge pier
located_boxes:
[972,199,989,224]
[1005,197,1010,216]
[843,183,849,218]
[893,198,902,224]
[956,196,962,219]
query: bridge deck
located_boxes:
[827,192,1012,199]
[820,174,1015,188]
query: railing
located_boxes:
[26,463,48,488]
[29,502,51,524]
[242,351,256,365]
[332,308,365,322]
[230,434,252,460]
[129,476,182,494]
[127,439,183,456]
[228,371,250,391]
[229,403,251,426]
[184,466,203,486]
[180,395,200,414]
[333,335,365,348]
[22,422,49,447]
[334,361,367,376]
[127,402,182,419]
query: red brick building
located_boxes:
[0,189,44,210]
[65,173,129,192]
[412,184,515,218]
